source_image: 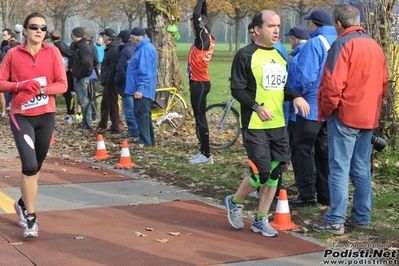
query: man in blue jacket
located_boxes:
[115,30,139,139]
[289,10,337,207]
[125,27,158,146]
[284,25,310,187]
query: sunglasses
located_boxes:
[27,24,47,31]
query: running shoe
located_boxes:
[251,215,278,237]
[224,194,244,229]
[75,113,83,122]
[189,154,214,164]
[188,152,201,160]
[312,221,344,235]
[344,216,371,230]
[60,115,76,124]
[13,201,27,228]
[24,217,39,238]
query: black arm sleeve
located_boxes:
[201,0,207,17]
[192,0,202,29]
[192,0,210,50]
[284,84,301,101]
[231,89,257,109]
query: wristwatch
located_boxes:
[39,86,45,95]
[252,103,259,112]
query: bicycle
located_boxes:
[205,97,240,149]
[151,87,187,130]
[84,86,187,131]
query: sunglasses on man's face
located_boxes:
[27,24,47,31]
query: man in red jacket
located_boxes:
[313,3,388,235]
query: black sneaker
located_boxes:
[344,216,371,230]
[289,197,317,207]
[313,221,344,235]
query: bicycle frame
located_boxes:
[151,87,187,122]
[216,98,236,129]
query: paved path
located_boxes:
[0,150,326,266]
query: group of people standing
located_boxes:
[49,25,157,146]
[225,3,388,238]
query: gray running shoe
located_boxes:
[13,201,27,228]
[189,154,214,164]
[24,218,39,238]
[313,221,344,235]
[251,215,278,237]
[188,152,201,161]
[224,195,244,229]
[344,216,371,230]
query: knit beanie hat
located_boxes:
[72,27,84,38]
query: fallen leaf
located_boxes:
[155,238,169,243]
[133,232,147,237]
[60,168,68,172]
[169,232,180,236]
[10,242,23,246]
[74,236,86,240]
[145,228,154,231]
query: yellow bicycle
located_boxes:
[151,87,187,130]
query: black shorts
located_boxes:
[242,127,290,174]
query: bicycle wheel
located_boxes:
[84,93,103,128]
[206,103,240,149]
[155,93,187,131]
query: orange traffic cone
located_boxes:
[50,134,56,145]
[115,140,136,168]
[92,134,111,160]
[270,189,300,230]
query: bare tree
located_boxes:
[37,0,87,40]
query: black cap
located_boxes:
[100,28,116,38]
[116,30,130,43]
[72,27,84,38]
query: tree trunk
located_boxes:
[361,0,398,148]
[229,23,233,52]
[234,8,240,52]
[145,0,184,90]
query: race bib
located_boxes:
[261,63,287,90]
[21,76,49,110]
[21,94,49,110]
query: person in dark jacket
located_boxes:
[114,30,139,139]
[288,10,337,207]
[71,27,94,130]
[97,28,120,134]
[50,30,76,123]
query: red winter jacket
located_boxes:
[318,26,388,129]
[0,41,67,116]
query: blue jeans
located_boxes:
[324,111,373,225]
[74,77,92,126]
[122,96,139,135]
[134,97,154,146]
